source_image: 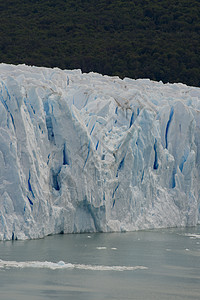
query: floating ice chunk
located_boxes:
[0,259,147,272]
[57,260,65,266]
[96,247,107,250]
[185,234,200,239]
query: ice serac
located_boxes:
[0,64,200,240]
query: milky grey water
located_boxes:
[0,226,199,300]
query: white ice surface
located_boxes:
[0,63,200,240]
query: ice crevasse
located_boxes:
[0,63,200,240]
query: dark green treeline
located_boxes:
[0,0,200,86]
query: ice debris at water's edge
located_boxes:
[0,63,200,241]
[0,259,148,271]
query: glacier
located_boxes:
[0,63,200,240]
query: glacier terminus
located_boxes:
[0,63,200,240]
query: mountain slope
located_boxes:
[0,0,200,86]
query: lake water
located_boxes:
[0,226,199,300]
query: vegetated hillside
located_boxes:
[0,0,200,86]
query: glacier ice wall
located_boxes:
[0,63,200,240]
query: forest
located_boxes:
[0,0,200,86]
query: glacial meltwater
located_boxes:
[0,227,199,300]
